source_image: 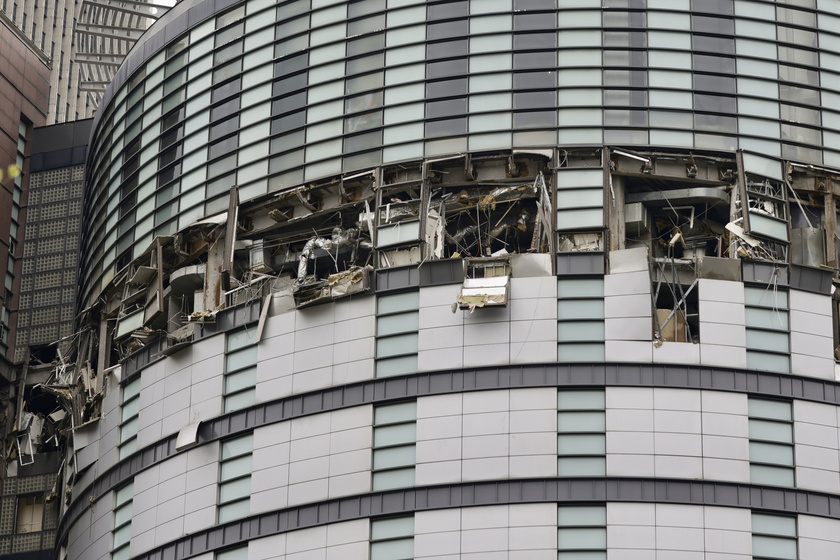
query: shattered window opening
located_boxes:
[456,257,511,311]
[14,494,45,534]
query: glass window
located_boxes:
[782,123,821,145]
[695,113,737,133]
[604,70,647,87]
[427,59,469,79]
[603,10,645,27]
[778,25,818,48]
[781,103,820,126]
[344,111,382,134]
[214,39,244,65]
[693,34,735,54]
[779,45,816,66]
[752,513,797,559]
[427,39,469,61]
[370,516,414,560]
[275,53,308,77]
[513,31,557,49]
[513,91,557,109]
[426,78,469,99]
[692,15,735,34]
[604,109,647,126]
[780,84,820,105]
[428,0,468,19]
[694,93,737,112]
[603,31,646,48]
[513,110,556,128]
[426,98,468,118]
[603,49,646,66]
[513,71,556,89]
[373,401,416,489]
[604,89,647,106]
[427,20,468,40]
[558,390,606,475]
[515,12,557,30]
[347,71,384,94]
[213,59,243,84]
[693,54,735,73]
[779,64,819,85]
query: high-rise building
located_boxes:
[0,15,54,560]
[1,0,176,124]
[16,0,840,559]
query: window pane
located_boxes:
[748,399,792,421]
[114,503,133,527]
[218,499,250,523]
[749,419,792,443]
[745,330,790,353]
[374,445,416,469]
[750,464,795,487]
[745,308,789,331]
[376,355,418,377]
[378,312,420,336]
[224,388,256,412]
[227,346,258,370]
[374,423,416,446]
[219,477,251,503]
[221,435,253,460]
[558,456,606,476]
[371,516,415,540]
[370,538,414,560]
[115,483,134,506]
[558,434,606,454]
[372,467,416,490]
[375,401,417,424]
[113,523,132,548]
[120,417,138,443]
[557,278,604,298]
[376,333,419,358]
[221,454,253,481]
[558,527,607,549]
[121,397,140,422]
[558,321,605,341]
[558,411,606,432]
[227,327,257,351]
[557,300,605,320]
[123,379,141,400]
[558,506,606,526]
[752,513,797,537]
[746,351,790,374]
[750,441,794,466]
[225,367,257,393]
[752,535,797,559]
[558,391,605,410]
[378,291,419,314]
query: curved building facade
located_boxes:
[53,0,840,559]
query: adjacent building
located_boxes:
[13,0,840,559]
